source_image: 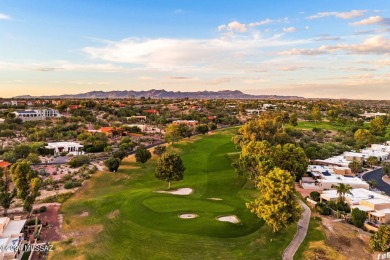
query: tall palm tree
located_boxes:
[332,183,353,203]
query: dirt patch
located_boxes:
[64,224,104,246]
[108,209,120,219]
[305,241,346,260]
[38,204,62,241]
[80,211,89,217]
[304,216,374,260]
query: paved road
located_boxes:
[283,200,311,260]
[362,167,390,196]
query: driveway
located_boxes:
[362,167,390,196]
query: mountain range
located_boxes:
[14,89,304,99]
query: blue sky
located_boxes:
[0,0,389,99]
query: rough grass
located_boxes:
[50,128,297,260]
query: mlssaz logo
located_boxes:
[0,244,54,253]
[23,244,54,252]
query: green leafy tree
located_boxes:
[104,157,121,172]
[155,153,185,189]
[349,160,363,175]
[165,124,182,144]
[289,113,298,127]
[112,149,127,160]
[233,115,286,147]
[354,129,374,146]
[370,225,390,252]
[367,156,379,168]
[26,153,41,164]
[311,105,322,123]
[178,124,192,138]
[209,123,217,131]
[275,143,308,181]
[69,155,90,168]
[195,124,209,135]
[351,208,367,228]
[14,144,32,159]
[247,167,302,232]
[331,183,353,203]
[10,160,42,213]
[1,151,17,163]
[153,145,166,157]
[370,117,387,136]
[0,169,17,215]
[135,146,152,164]
[310,191,321,202]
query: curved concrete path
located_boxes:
[283,200,311,260]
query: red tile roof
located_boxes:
[0,161,11,168]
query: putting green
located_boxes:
[53,128,297,260]
[143,196,235,213]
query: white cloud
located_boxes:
[283,27,297,33]
[0,13,10,20]
[281,36,390,56]
[218,21,247,32]
[306,10,367,20]
[279,48,327,56]
[218,17,288,33]
[325,36,390,55]
[248,18,274,27]
[351,16,390,26]
[82,36,310,69]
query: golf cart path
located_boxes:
[282,200,311,260]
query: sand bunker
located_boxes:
[217,215,240,224]
[207,198,223,201]
[156,188,193,195]
[178,213,198,219]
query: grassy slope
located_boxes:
[294,217,326,260]
[51,129,297,260]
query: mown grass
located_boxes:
[50,128,297,260]
[297,121,348,131]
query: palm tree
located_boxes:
[332,183,353,203]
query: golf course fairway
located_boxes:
[51,128,297,260]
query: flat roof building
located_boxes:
[13,109,62,122]
[45,142,84,156]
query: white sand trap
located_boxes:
[156,188,193,195]
[217,215,240,224]
[179,213,198,219]
[207,198,223,201]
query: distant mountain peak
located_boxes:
[13,89,304,100]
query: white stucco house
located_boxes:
[45,142,84,156]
